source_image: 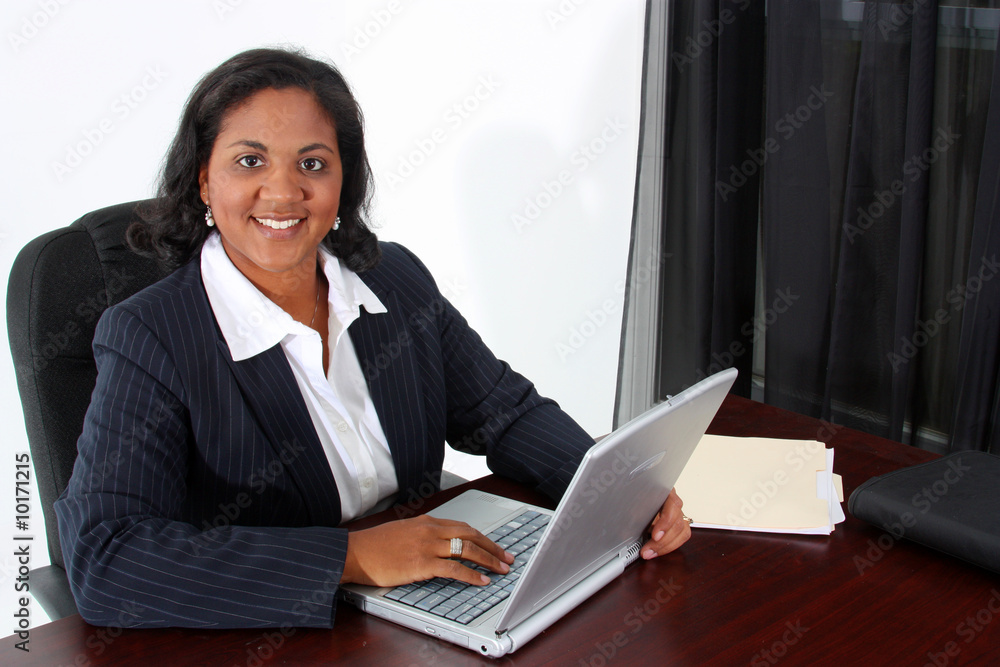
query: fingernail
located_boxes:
[642,549,656,560]
[480,574,491,584]
[500,562,510,574]
[653,530,664,542]
[504,551,515,563]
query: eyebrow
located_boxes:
[227,140,267,151]
[225,140,336,155]
[298,142,336,155]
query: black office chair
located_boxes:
[7,199,169,620]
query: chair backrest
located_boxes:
[7,199,170,569]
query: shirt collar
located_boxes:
[200,233,386,361]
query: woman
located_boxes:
[55,47,690,629]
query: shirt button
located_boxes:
[337,422,349,432]
[362,478,373,489]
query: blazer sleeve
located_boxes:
[55,304,347,629]
[396,245,596,501]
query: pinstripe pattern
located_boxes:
[55,242,595,628]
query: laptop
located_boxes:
[339,368,737,657]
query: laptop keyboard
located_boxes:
[384,510,550,625]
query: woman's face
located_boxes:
[198,86,342,286]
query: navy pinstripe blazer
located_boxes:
[55,242,594,629]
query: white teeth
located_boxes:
[254,217,302,230]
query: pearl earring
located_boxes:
[205,206,215,227]
[333,216,341,231]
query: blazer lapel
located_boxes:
[213,324,344,526]
[348,288,427,495]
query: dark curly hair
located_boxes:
[129,47,380,272]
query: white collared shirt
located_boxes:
[200,233,398,522]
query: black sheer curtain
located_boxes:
[761,0,843,420]
[951,35,1000,453]
[824,0,938,440]
[765,0,940,436]
[618,0,1000,454]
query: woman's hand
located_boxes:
[343,515,515,588]
[640,489,691,560]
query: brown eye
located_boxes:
[300,157,324,172]
[237,155,261,168]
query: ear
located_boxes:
[198,166,209,204]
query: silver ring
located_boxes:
[449,537,463,558]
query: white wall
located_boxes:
[0,0,643,627]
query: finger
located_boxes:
[640,520,691,559]
[439,529,512,573]
[641,491,691,559]
[454,539,511,576]
[436,559,496,587]
[650,491,685,542]
[433,520,514,565]
[666,488,684,512]
[462,530,515,565]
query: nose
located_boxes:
[259,164,305,204]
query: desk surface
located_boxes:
[5,395,999,666]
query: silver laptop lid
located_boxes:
[495,368,736,632]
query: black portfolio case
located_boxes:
[848,451,1000,574]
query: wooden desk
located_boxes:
[4,395,999,666]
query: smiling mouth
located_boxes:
[254,217,303,230]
